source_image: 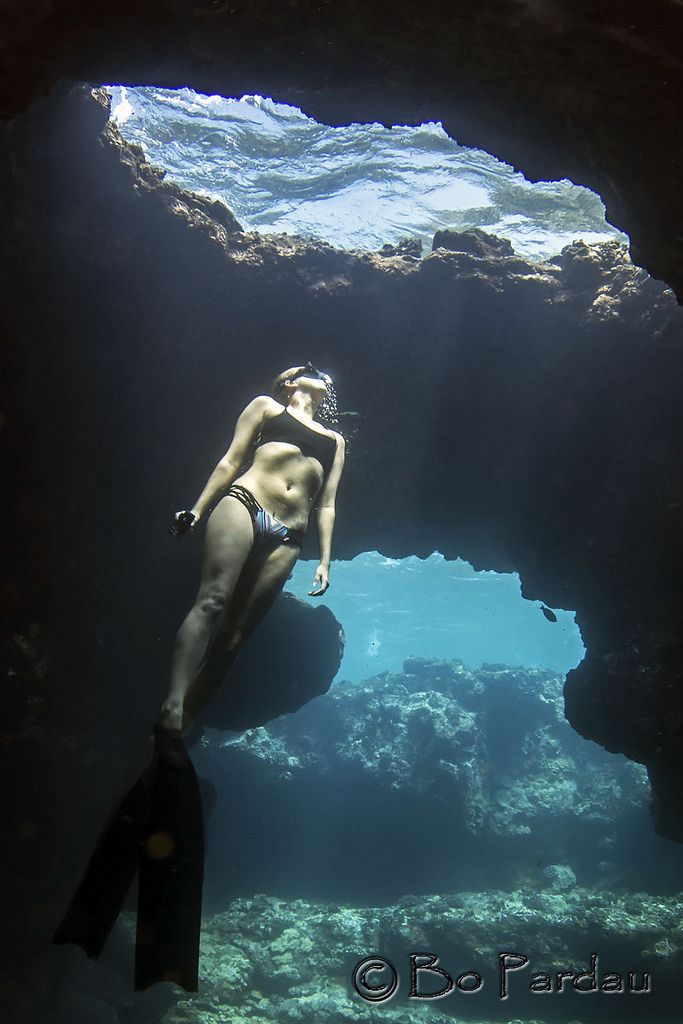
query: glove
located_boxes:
[169,510,199,538]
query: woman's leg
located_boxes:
[181,540,302,728]
[159,496,255,732]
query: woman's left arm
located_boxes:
[309,434,346,596]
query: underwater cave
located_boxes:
[2,3,683,1024]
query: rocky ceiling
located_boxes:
[2,0,683,298]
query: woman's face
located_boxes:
[283,365,331,403]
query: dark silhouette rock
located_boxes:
[200,594,344,733]
[432,227,514,259]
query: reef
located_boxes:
[58,888,683,1022]
[185,659,665,911]
[214,657,647,845]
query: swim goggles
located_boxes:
[291,361,332,384]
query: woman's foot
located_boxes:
[153,722,190,767]
[158,700,184,737]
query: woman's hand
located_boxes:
[169,510,199,538]
[308,564,330,597]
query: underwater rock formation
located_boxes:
[433,227,515,259]
[180,888,683,1020]
[2,83,682,832]
[216,657,647,838]
[198,593,344,732]
[1,1,682,301]
[190,657,682,948]
[63,888,681,1022]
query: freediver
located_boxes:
[161,362,345,733]
[53,363,345,991]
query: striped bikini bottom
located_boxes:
[226,484,306,547]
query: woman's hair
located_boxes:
[270,366,306,404]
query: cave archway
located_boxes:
[3,80,681,826]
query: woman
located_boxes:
[52,365,345,992]
[159,363,345,735]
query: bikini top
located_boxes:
[255,408,337,475]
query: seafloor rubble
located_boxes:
[63,888,681,1024]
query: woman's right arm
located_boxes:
[188,395,271,523]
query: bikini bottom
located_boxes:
[226,484,306,547]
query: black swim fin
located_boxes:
[53,725,204,992]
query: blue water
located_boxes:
[106,85,626,260]
[288,551,584,681]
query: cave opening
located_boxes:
[105,83,628,259]
[99,81,611,684]
[289,551,584,683]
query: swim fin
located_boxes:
[53,725,204,992]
